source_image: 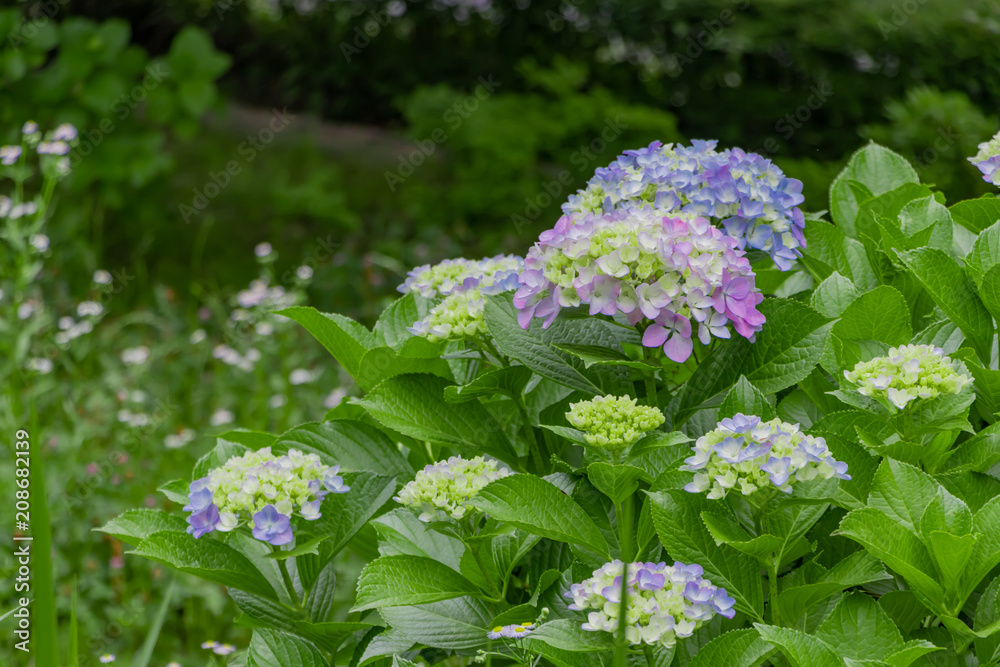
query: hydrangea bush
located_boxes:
[103,140,1000,667]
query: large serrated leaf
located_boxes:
[754,624,843,667]
[689,628,775,667]
[354,556,481,611]
[247,628,327,667]
[273,420,411,478]
[950,196,1000,234]
[278,306,375,379]
[468,475,609,558]
[97,509,189,546]
[829,143,920,238]
[378,597,494,649]
[356,374,517,463]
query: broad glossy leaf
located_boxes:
[247,628,326,667]
[273,420,411,477]
[950,196,1000,234]
[129,531,279,600]
[689,628,775,667]
[372,509,465,572]
[897,248,994,363]
[943,423,1000,474]
[718,375,776,421]
[975,575,1000,665]
[810,272,859,318]
[802,220,878,290]
[356,374,517,463]
[815,593,904,662]
[526,619,614,652]
[980,264,1000,325]
[587,463,647,505]
[278,306,375,379]
[965,221,1000,288]
[832,285,912,356]
[468,475,609,558]
[647,490,764,619]
[830,143,920,238]
[97,509,189,546]
[378,597,494,649]
[754,624,842,667]
[677,299,832,422]
[354,556,480,611]
[444,366,533,403]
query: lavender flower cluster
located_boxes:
[969,130,1000,186]
[566,560,735,648]
[563,140,806,269]
[185,447,349,545]
[513,208,764,362]
[681,414,850,499]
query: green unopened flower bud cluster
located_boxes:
[566,395,665,450]
[842,344,972,410]
[395,456,511,522]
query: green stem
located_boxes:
[469,540,502,600]
[768,556,780,626]
[614,495,635,667]
[275,553,301,607]
[644,373,658,410]
[515,395,546,474]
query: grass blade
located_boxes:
[28,404,59,666]
[130,576,177,667]
[68,577,79,667]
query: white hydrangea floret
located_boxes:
[395,456,511,522]
[843,344,973,410]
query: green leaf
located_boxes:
[676,299,832,421]
[831,285,912,362]
[896,248,994,364]
[815,593,905,662]
[372,509,465,572]
[157,479,190,504]
[776,583,854,625]
[980,264,1000,325]
[374,293,440,355]
[218,430,276,450]
[278,306,376,381]
[965,498,1000,603]
[753,624,843,667]
[274,420,412,478]
[965,221,1000,289]
[884,640,942,667]
[878,591,927,634]
[97,509,190,546]
[647,490,764,619]
[468,475,609,558]
[356,345,454,390]
[830,143,920,238]
[526,620,614,652]
[354,556,481,611]
[483,295,602,394]
[943,423,1000,474]
[247,628,326,667]
[949,196,1000,234]
[627,431,693,459]
[836,509,944,611]
[587,463,647,505]
[129,531,279,600]
[378,597,494,649]
[869,459,940,531]
[555,344,656,370]
[810,272,859,318]
[898,195,953,253]
[356,374,517,463]
[801,220,878,290]
[854,183,935,247]
[444,366,533,403]
[718,375,776,421]
[975,575,1000,665]
[689,628,776,667]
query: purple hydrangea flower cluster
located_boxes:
[563,140,806,269]
[968,130,1000,187]
[681,414,850,499]
[513,208,764,362]
[185,447,350,546]
[566,560,735,648]
[397,255,523,298]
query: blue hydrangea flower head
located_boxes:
[969,130,1000,186]
[682,414,849,499]
[184,447,347,545]
[565,560,735,648]
[564,140,806,269]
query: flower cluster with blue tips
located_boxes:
[969,130,1000,186]
[563,140,807,269]
[566,560,735,648]
[185,447,349,545]
[681,414,849,499]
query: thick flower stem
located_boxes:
[614,495,635,667]
[275,552,301,608]
[644,373,658,410]
[768,556,780,626]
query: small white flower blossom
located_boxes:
[30,234,49,252]
[296,265,314,280]
[26,358,54,374]
[254,242,273,258]
[93,269,113,284]
[190,328,207,344]
[121,346,150,365]
[324,388,347,409]
[289,368,314,385]
[209,409,234,426]
[77,301,103,317]
[487,622,535,640]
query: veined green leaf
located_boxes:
[354,556,481,611]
